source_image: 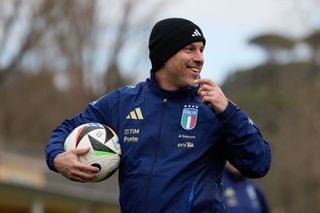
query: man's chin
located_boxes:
[187,80,199,88]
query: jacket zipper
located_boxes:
[143,98,168,213]
[185,182,195,213]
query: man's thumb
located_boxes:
[74,147,90,155]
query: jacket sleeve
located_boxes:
[217,101,271,178]
[45,90,120,172]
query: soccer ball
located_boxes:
[64,123,121,182]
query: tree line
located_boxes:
[0,0,171,147]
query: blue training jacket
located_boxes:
[45,73,271,213]
[223,170,270,213]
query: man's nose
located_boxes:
[193,50,204,64]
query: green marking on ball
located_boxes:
[94,151,115,156]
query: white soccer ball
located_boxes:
[64,123,121,182]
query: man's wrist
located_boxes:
[49,149,64,172]
[215,100,240,122]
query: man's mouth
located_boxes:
[191,67,200,73]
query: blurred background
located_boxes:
[0,0,319,212]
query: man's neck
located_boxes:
[154,70,179,91]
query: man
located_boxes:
[223,162,270,213]
[45,18,271,212]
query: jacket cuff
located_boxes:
[47,149,64,172]
[215,101,240,122]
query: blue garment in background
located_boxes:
[223,170,270,213]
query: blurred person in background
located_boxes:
[223,162,270,213]
[45,17,271,212]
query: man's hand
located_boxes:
[54,147,99,182]
[196,78,229,113]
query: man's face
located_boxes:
[162,41,204,90]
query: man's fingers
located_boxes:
[55,149,100,182]
[65,164,98,182]
[72,168,98,180]
[74,147,91,155]
[198,85,211,94]
[69,173,94,182]
[75,162,100,173]
[196,78,229,113]
[197,80,217,96]
[195,78,215,86]
[71,156,100,173]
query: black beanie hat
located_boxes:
[149,18,206,72]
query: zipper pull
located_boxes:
[163,98,167,103]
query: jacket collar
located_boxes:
[147,71,199,98]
